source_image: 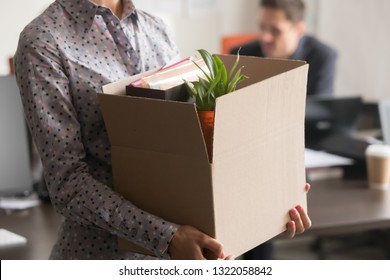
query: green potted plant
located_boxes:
[184,49,248,161]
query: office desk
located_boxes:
[307,178,390,236]
[0,203,61,260]
[1,178,390,259]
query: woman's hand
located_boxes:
[285,183,312,238]
[168,225,228,260]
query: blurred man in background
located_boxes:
[231,0,337,96]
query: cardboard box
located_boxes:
[99,55,308,257]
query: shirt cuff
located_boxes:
[155,221,179,259]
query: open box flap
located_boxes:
[211,60,309,255]
[212,60,308,159]
[209,55,307,162]
[98,94,209,160]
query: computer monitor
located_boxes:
[305,96,363,149]
[379,99,390,145]
[0,75,33,196]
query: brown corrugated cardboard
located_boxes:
[99,55,309,257]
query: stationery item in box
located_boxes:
[126,84,193,102]
[126,57,208,102]
[99,55,309,257]
[130,57,208,90]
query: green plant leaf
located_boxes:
[209,67,222,92]
[184,80,196,97]
[213,55,228,97]
[184,48,249,111]
[192,59,212,83]
[198,49,216,79]
[215,81,225,98]
[214,55,227,86]
[228,67,248,93]
[193,81,206,109]
[198,77,210,90]
[228,48,241,80]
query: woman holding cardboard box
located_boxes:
[14,0,311,260]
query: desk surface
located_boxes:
[0,203,61,260]
[1,178,390,259]
[308,179,390,235]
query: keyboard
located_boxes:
[0,228,27,249]
[317,134,369,163]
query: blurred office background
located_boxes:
[1,0,390,260]
[1,0,390,100]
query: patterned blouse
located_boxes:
[14,0,180,259]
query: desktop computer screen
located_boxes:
[379,99,390,145]
[0,75,33,196]
[305,96,369,163]
[305,96,363,147]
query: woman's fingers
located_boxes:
[289,205,312,236]
[305,183,311,192]
[289,208,305,234]
[201,236,224,260]
[296,205,312,229]
[285,184,312,239]
[286,220,296,238]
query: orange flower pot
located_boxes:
[197,110,215,162]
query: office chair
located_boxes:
[220,33,258,54]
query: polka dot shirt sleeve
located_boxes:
[14,6,179,259]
